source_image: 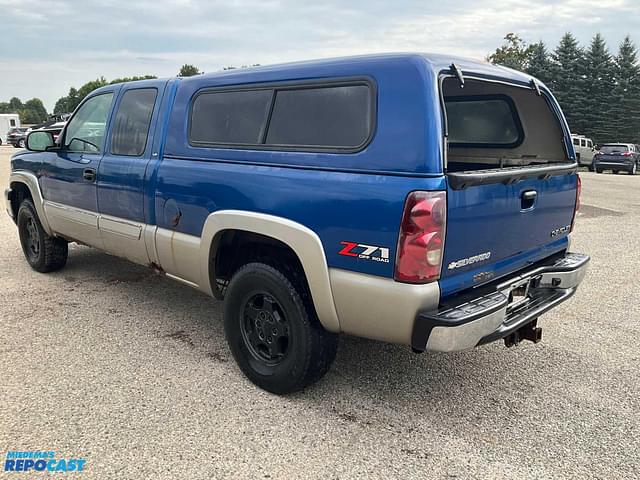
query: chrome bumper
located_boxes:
[412,252,590,352]
[4,187,14,220]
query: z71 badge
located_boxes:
[338,242,390,263]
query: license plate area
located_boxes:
[506,275,540,312]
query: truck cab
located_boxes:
[5,54,589,394]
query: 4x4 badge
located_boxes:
[338,242,390,263]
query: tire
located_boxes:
[224,262,338,394]
[613,170,619,174]
[588,164,595,172]
[629,163,637,175]
[18,139,25,148]
[596,168,603,174]
[17,199,68,273]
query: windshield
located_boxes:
[600,144,630,154]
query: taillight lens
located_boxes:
[395,191,446,283]
[570,174,581,232]
[622,152,633,157]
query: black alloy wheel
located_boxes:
[240,292,291,366]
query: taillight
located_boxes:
[622,152,633,157]
[395,191,446,283]
[570,174,581,232]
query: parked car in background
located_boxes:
[7,127,30,148]
[39,122,66,143]
[593,143,640,175]
[0,113,21,145]
[571,134,595,171]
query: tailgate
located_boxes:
[437,69,579,297]
[440,174,577,296]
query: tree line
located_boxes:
[488,32,640,144]
[0,97,48,124]
[52,65,204,114]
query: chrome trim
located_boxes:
[4,187,13,219]
[415,253,589,352]
[427,307,505,352]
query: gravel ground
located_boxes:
[0,144,638,479]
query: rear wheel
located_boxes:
[17,199,68,272]
[18,139,25,148]
[613,170,619,174]
[224,262,338,394]
[596,168,603,173]
[629,163,637,175]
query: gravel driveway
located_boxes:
[1,145,638,479]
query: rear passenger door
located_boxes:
[97,81,166,265]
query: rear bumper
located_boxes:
[594,160,633,168]
[412,252,589,352]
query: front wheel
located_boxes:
[17,199,68,272]
[18,139,25,148]
[224,262,338,394]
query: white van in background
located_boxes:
[0,114,21,145]
[571,134,596,171]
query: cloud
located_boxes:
[0,0,638,111]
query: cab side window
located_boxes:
[111,88,158,156]
[64,93,114,153]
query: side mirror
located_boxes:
[26,131,55,152]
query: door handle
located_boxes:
[83,168,96,182]
[521,190,537,210]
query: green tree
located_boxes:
[53,75,157,115]
[526,42,554,86]
[0,96,48,123]
[178,64,201,77]
[21,98,48,123]
[488,33,535,71]
[612,36,640,143]
[551,32,587,135]
[109,75,157,84]
[582,34,616,143]
[8,97,23,111]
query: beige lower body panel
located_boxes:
[44,201,104,249]
[99,215,149,266]
[155,228,204,289]
[329,268,440,345]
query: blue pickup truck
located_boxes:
[6,54,589,393]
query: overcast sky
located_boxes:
[1,0,638,111]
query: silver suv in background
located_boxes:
[593,144,640,175]
[571,134,595,171]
